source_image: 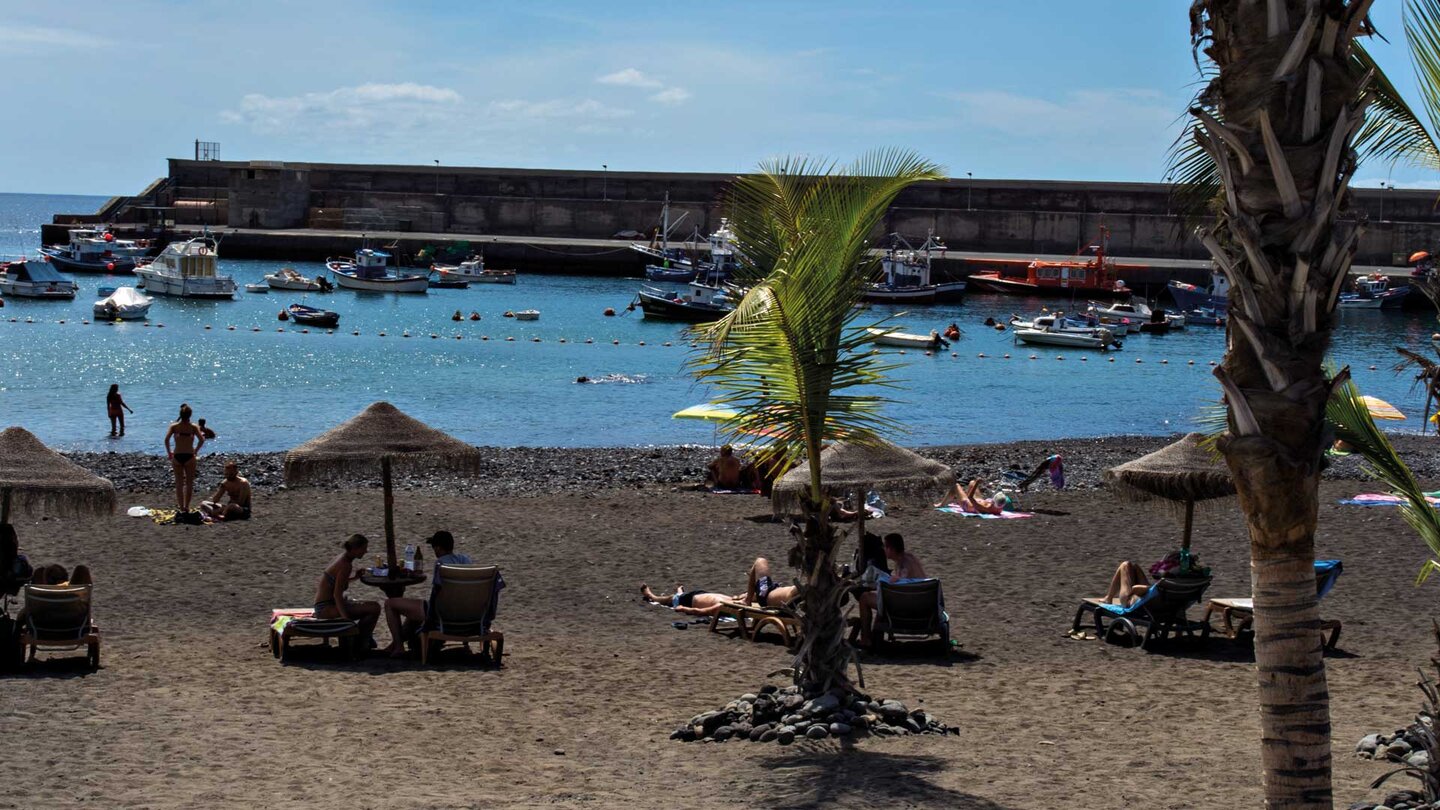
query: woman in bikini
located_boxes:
[936,479,1010,515]
[163,403,205,512]
[313,534,381,643]
[106,384,133,438]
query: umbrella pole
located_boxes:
[1182,500,1194,551]
[853,487,866,571]
[382,456,397,573]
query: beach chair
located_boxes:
[268,609,360,663]
[1073,576,1212,649]
[709,602,802,648]
[419,564,504,666]
[19,584,100,669]
[872,579,950,648]
[1203,560,1344,649]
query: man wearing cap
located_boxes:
[380,530,472,658]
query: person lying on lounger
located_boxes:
[936,479,1012,515]
[743,556,800,608]
[1100,551,1202,607]
[640,584,744,616]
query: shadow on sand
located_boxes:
[759,748,1016,810]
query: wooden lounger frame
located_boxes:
[1202,599,1342,650]
[709,603,801,648]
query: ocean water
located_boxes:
[1,191,1435,453]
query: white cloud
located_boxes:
[485,98,631,120]
[649,87,691,105]
[220,83,462,134]
[6,23,105,50]
[597,68,662,88]
[941,88,1174,139]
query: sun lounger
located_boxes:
[1202,560,1344,649]
[871,578,950,647]
[1073,576,1212,648]
[419,564,504,666]
[19,584,100,669]
[268,608,360,662]
[709,602,802,648]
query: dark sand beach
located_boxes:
[4,440,1437,808]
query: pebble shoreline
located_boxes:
[63,433,1437,497]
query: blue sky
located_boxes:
[1,1,1431,195]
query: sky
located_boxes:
[1,0,1432,195]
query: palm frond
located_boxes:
[1327,375,1440,583]
[1395,346,1440,430]
[688,150,944,503]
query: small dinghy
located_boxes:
[93,286,153,321]
[512,309,540,321]
[287,303,340,329]
[245,283,270,293]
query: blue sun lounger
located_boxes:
[1073,576,1213,649]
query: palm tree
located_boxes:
[1187,2,1374,806]
[689,150,943,695]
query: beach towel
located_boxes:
[936,505,1034,519]
[642,600,736,625]
[270,609,315,634]
[148,508,215,525]
[1338,492,1440,507]
[708,488,761,495]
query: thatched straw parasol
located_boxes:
[771,438,953,541]
[0,426,116,524]
[284,402,481,573]
[1103,432,1235,550]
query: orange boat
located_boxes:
[966,227,1132,299]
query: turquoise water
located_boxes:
[2,192,1436,452]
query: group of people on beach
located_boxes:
[641,530,927,649]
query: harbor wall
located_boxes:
[50,158,1440,269]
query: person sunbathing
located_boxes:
[937,479,1011,515]
[856,533,927,648]
[1102,560,1152,608]
[743,556,800,608]
[313,534,381,645]
[641,584,743,616]
[706,444,744,489]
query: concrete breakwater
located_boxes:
[45,157,1440,284]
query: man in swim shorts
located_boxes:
[200,461,252,521]
[641,583,743,616]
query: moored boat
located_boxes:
[1338,273,1410,309]
[862,232,965,304]
[38,227,151,274]
[632,282,733,322]
[265,267,332,292]
[287,303,340,328]
[1183,307,1226,326]
[433,255,517,285]
[968,227,1130,298]
[1013,324,1121,350]
[133,237,236,299]
[244,283,269,293]
[865,327,948,350]
[0,259,79,299]
[92,287,153,320]
[328,248,429,293]
[1168,270,1230,312]
[512,309,540,321]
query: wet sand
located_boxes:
[3,465,1435,808]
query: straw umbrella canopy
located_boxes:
[283,402,481,573]
[1102,432,1236,550]
[771,438,953,544]
[0,426,116,524]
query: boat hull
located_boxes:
[1167,280,1227,312]
[38,248,137,274]
[288,306,340,329]
[865,328,947,349]
[645,265,697,283]
[0,280,78,299]
[134,268,237,299]
[968,272,1131,298]
[862,285,938,304]
[635,290,731,322]
[1013,328,1118,350]
[330,268,429,293]
[472,272,516,284]
[265,277,324,292]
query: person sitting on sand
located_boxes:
[706,444,745,490]
[640,583,745,616]
[380,530,477,658]
[937,479,1011,515]
[314,534,381,645]
[856,533,927,648]
[200,461,251,522]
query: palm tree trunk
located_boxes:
[794,503,850,696]
[1191,0,1375,805]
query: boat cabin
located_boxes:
[350,248,392,279]
[152,239,219,278]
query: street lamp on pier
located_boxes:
[966,172,973,211]
[602,164,608,201]
[433,160,440,196]
[1379,181,1390,222]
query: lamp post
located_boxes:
[1164,172,1174,218]
[1379,181,1389,222]
[966,172,973,211]
[433,159,440,196]
[602,164,608,201]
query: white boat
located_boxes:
[133,237,236,299]
[38,227,151,274]
[865,327,948,350]
[244,283,269,293]
[512,309,540,321]
[0,259,78,299]
[433,255,517,284]
[92,287,153,320]
[862,232,965,304]
[264,267,331,292]
[1008,313,1108,333]
[327,248,429,293]
[1338,274,1410,309]
[1013,325,1119,350]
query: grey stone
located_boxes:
[852,715,871,730]
[793,720,812,732]
[1405,750,1430,770]
[1386,740,1414,759]
[806,725,830,740]
[759,729,779,743]
[740,693,758,702]
[878,700,909,723]
[782,713,802,726]
[733,723,753,737]
[802,694,841,716]
[749,724,772,741]
[903,717,924,734]
[670,727,696,741]
[1357,734,1383,755]
[759,685,778,695]
[829,722,852,736]
[778,725,796,736]
[713,726,735,742]
[777,730,795,745]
